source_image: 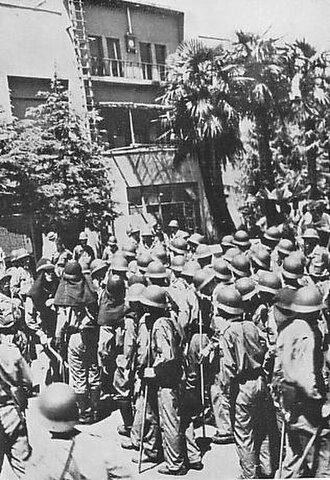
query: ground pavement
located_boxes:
[1,396,240,480]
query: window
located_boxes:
[139,42,152,80]
[106,38,123,77]
[155,44,166,81]
[89,36,104,75]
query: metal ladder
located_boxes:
[67,0,97,141]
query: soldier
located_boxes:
[168,220,186,242]
[281,253,306,289]
[219,286,276,478]
[136,285,187,475]
[250,245,271,274]
[273,286,330,478]
[26,383,132,480]
[232,230,251,253]
[231,254,252,280]
[187,233,205,258]
[73,232,95,265]
[110,255,129,282]
[221,235,234,253]
[262,226,282,252]
[195,244,212,269]
[10,248,34,302]
[101,235,118,264]
[54,261,100,424]
[0,340,32,478]
[138,226,158,255]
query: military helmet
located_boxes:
[291,286,324,313]
[221,235,234,248]
[16,248,30,261]
[106,274,126,302]
[250,246,271,270]
[188,233,205,246]
[231,254,251,278]
[215,286,244,315]
[141,285,169,309]
[277,238,294,256]
[146,260,168,279]
[223,247,241,263]
[302,228,319,240]
[195,244,212,260]
[273,288,296,326]
[111,255,128,272]
[63,260,83,281]
[121,241,137,260]
[38,383,79,433]
[10,249,19,263]
[235,277,257,301]
[137,252,153,273]
[193,268,215,292]
[263,226,281,243]
[181,260,201,279]
[36,258,55,274]
[126,283,146,303]
[90,259,108,278]
[152,246,169,265]
[107,235,117,246]
[212,258,232,281]
[257,270,282,294]
[141,225,154,237]
[171,255,186,273]
[127,274,147,287]
[168,219,179,228]
[282,253,304,279]
[233,230,251,248]
[170,237,188,255]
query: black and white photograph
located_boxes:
[1,0,330,478]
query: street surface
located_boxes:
[1,397,240,480]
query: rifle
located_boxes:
[138,327,152,474]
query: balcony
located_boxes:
[90,57,167,83]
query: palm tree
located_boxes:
[230,31,290,190]
[159,39,242,237]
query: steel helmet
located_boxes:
[16,248,30,261]
[251,246,271,270]
[168,219,179,228]
[215,286,244,315]
[235,277,258,301]
[188,233,205,246]
[141,285,169,309]
[106,274,126,302]
[121,241,137,260]
[111,255,128,272]
[107,235,118,246]
[63,260,83,281]
[127,274,148,287]
[195,244,212,260]
[233,230,251,248]
[291,286,324,313]
[257,270,282,294]
[90,259,108,277]
[171,255,186,273]
[137,252,153,273]
[273,288,296,326]
[282,253,304,279]
[212,258,232,282]
[152,247,169,266]
[38,383,79,433]
[10,249,19,263]
[146,260,168,279]
[193,268,215,292]
[141,225,154,237]
[79,232,88,241]
[126,283,146,303]
[302,228,319,240]
[231,254,251,278]
[36,258,55,274]
[181,260,201,279]
[263,226,281,243]
[277,239,294,256]
[223,247,241,263]
[221,235,234,248]
[170,237,188,255]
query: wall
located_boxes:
[0,0,85,119]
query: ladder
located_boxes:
[67,0,97,141]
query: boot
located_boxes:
[90,387,101,423]
[117,397,134,433]
[76,393,91,424]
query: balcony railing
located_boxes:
[90,57,167,82]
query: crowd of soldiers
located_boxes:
[1,210,330,479]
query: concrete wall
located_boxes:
[0,0,86,119]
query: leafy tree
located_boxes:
[159,39,243,237]
[0,79,116,237]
